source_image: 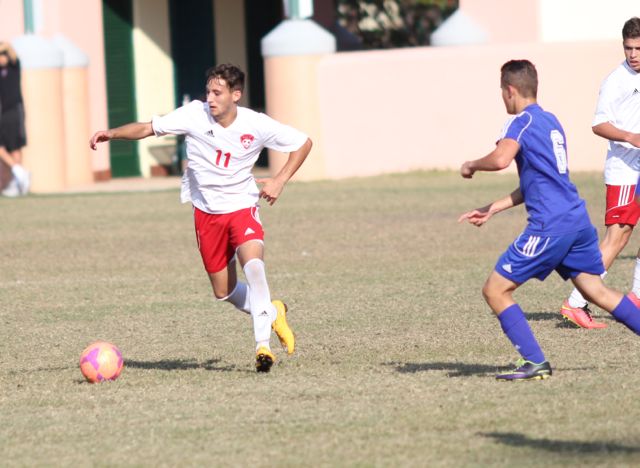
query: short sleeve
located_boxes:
[152,100,203,136]
[592,77,616,127]
[257,113,308,152]
[501,112,532,143]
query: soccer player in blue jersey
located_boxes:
[458,59,640,381]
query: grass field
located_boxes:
[2,171,640,466]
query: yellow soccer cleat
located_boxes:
[255,346,276,373]
[271,300,295,355]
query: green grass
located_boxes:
[2,171,640,466]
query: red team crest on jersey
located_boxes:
[240,134,255,149]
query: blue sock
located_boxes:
[611,296,640,335]
[497,304,546,363]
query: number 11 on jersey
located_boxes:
[215,149,231,168]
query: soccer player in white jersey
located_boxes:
[90,64,312,372]
[560,17,640,329]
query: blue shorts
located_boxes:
[495,226,605,284]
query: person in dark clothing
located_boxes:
[0,41,29,196]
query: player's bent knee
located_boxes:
[211,280,236,300]
[481,282,502,305]
[481,273,516,310]
[481,283,491,303]
[213,289,230,300]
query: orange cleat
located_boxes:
[560,300,607,329]
[627,291,640,309]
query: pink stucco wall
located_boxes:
[0,1,24,39]
[40,0,109,175]
[460,0,540,43]
[264,54,327,180]
[313,40,621,179]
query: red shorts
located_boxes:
[194,206,264,273]
[605,184,640,226]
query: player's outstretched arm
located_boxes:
[256,138,312,205]
[593,122,640,148]
[458,188,523,227]
[460,139,519,179]
[89,122,154,150]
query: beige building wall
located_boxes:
[263,1,638,181]
[62,67,94,187]
[0,1,24,39]
[264,54,327,181]
[22,68,67,192]
[539,0,639,42]
[132,0,176,177]
[460,0,540,43]
[314,41,620,179]
[40,0,109,179]
[459,0,639,44]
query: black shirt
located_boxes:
[0,59,23,113]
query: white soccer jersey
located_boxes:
[152,101,308,214]
[593,60,640,185]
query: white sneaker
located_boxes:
[11,165,30,195]
[1,178,20,197]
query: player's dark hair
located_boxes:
[623,17,640,39]
[500,59,538,99]
[205,64,245,92]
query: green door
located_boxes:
[244,0,283,167]
[103,0,140,177]
[168,0,216,106]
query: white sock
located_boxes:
[568,270,607,308]
[220,282,251,314]
[10,164,30,194]
[632,258,640,296]
[256,340,270,351]
[11,164,25,178]
[243,258,276,344]
[567,288,587,309]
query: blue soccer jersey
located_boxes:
[501,104,592,235]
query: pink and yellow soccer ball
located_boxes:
[79,341,124,383]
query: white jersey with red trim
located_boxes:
[152,101,308,214]
[593,61,640,185]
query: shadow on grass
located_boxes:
[479,431,640,454]
[526,311,611,328]
[387,361,596,377]
[618,254,637,261]
[126,358,248,373]
[387,361,496,377]
[526,311,563,322]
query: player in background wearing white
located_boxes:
[560,17,640,329]
[90,64,312,372]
